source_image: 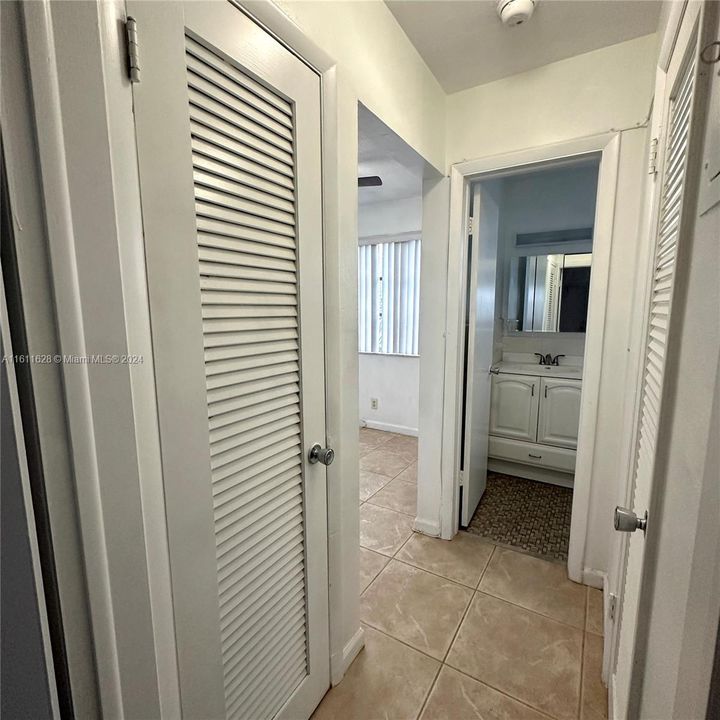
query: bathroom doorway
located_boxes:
[459,160,600,563]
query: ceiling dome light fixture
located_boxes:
[497,0,537,26]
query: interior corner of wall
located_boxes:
[413,516,441,537]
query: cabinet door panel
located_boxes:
[538,378,582,449]
[489,374,539,442]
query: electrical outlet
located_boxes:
[370,398,378,410]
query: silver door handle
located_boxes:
[309,443,335,466]
[614,506,647,534]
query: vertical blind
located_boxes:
[358,239,421,355]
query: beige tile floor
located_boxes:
[313,428,607,720]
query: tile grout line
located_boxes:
[363,480,417,517]
[577,587,589,720]
[363,533,589,631]
[471,588,588,634]
[439,663,560,720]
[390,555,492,591]
[414,662,443,720]
[360,540,577,720]
[440,546,570,720]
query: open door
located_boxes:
[461,183,500,526]
[611,3,704,714]
[129,2,330,718]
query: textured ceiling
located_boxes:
[386,0,661,93]
[358,104,424,206]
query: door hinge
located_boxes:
[608,592,618,621]
[125,16,140,83]
[648,137,659,175]
[458,470,464,487]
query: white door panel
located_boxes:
[612,4,702,715]
[489,374,540,443]
[537,378,582,449]
[129,3,329,718]
[461,184,500,526]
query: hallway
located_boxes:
[314,428,607,719]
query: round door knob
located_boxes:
[309,443,335,466]
[614,506,648,534]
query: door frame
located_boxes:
[439,133,622,585]
[14,0,361,715]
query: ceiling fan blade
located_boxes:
[358,176,383,187]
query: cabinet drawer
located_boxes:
[488,435,576,473]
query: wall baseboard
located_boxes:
[582,567,605,589]
[331,626,364,686]
[414,516,441,537]
[361,420,418,437]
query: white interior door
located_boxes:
[129,3,329,718]
[461,183,500,526]
[611,4,703,715]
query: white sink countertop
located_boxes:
[491,362,583,380]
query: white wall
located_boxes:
[358,196,422,239]
[358,194,422,435]
[264,0,445,682]
[417,34,657,564]
[359,354,420,435]
[273,0,446,172]
[446,34,658,166]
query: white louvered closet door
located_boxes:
[130,3,329,719]
[613,4,702,714]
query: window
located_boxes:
[358,238,421,355]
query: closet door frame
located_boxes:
[16,0,357,716]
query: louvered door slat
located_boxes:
[220,547,304,631]
[214,463,301,522]
[183,33,312,720]
[196,201,296,240]
[192,138,295,192]
[211,411,300,460]
[226,627,306,716]
[224,595,306,684]
[208,372,299,409]
[210,431,301,483]
[186,58,293,131]
[191,122,294,179]
[185,35,293,117]
[217,509,304,583]
[208,359,298,389]
[187,72,293,141]
[194,170,296,214]
[193,155,296,203]
[212,445,301,501]
[208,384,300,421]
[630,51,696,506]
[206,350,298,379]
[210,423,300,470]
[241,644,307,720]
[190,102,295,165]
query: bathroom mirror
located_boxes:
[506,252,592,333]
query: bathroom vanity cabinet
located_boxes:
[487,365,582,485]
